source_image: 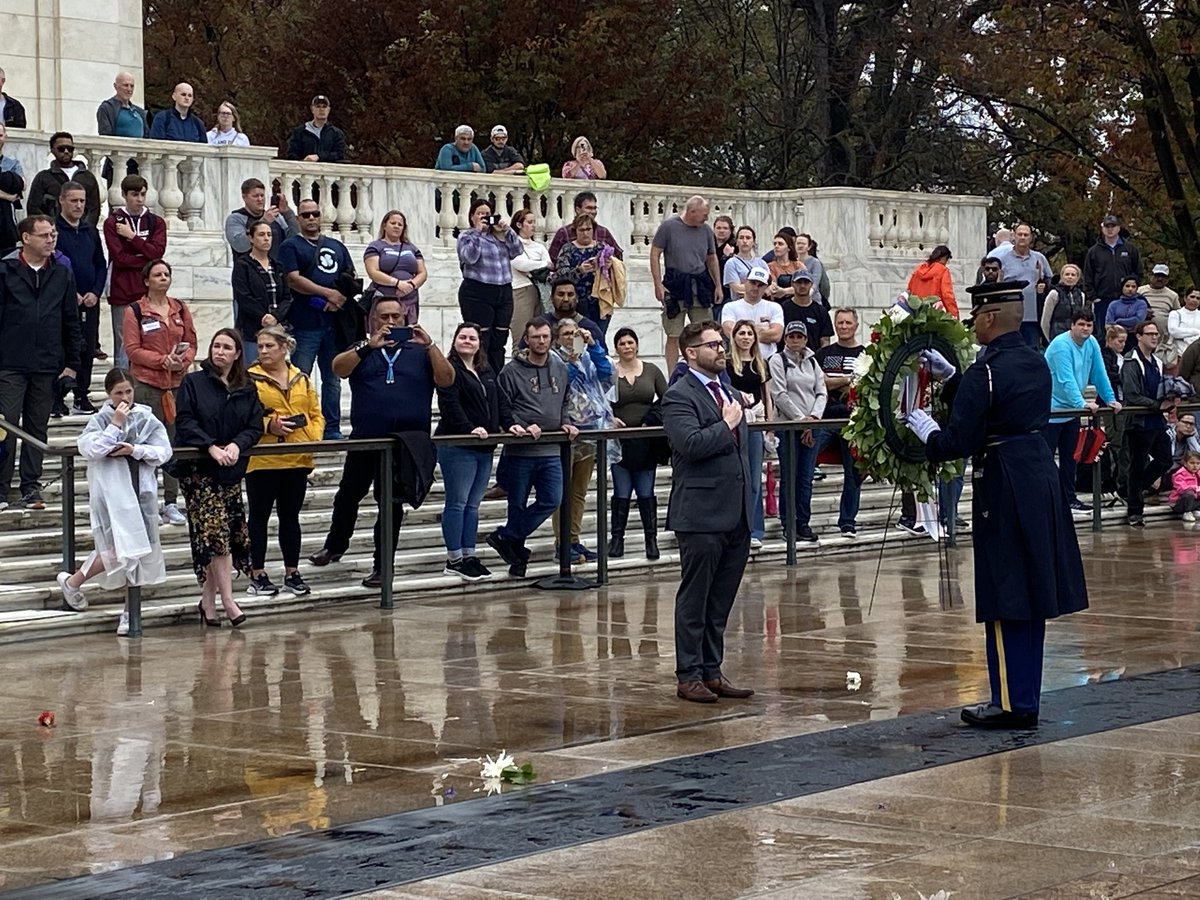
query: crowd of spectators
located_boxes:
[0,63,1195,630]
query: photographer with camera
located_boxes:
[122,259,198,525]
[224,177,298,262]
[0,215,82,510]
[456,198,523,373]
[308,299,454,589]
[244,325,324,597]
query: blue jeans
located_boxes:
[813,429,862,529]
[439,445,494,553]
[781,432,819,529]
[1019,321,1042,349]
[939,474,965,524]
[611,463,655,500]
[292,325,341,436]
[746,430,765,540]
[497,453,563,542]
[242,340,258,365]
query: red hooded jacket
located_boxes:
[102,207,168,307]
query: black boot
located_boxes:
[608,498,630,558]
[637,497,660,560]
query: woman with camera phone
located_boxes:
[456,198,523,373]
[122,258,198,527]
[244,325,324,597]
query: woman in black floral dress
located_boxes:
[174,328,264,626]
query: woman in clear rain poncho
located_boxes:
[56,367,172,635]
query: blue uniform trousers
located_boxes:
[984,619,1046,714]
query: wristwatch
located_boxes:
[352,339,372,359]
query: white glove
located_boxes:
[920,349,956,382]
[905,409,941,444]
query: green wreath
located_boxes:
[843,297,975,500]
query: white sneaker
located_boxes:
[162,503,186,526]
[116,609,130,636]
[750,538,763,551]
[56,572,87,611]
[1183,511,1196,523]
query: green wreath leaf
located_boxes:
[847,296,975,500]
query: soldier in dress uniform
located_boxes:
[905,280,1089,728]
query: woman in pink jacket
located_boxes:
[906,245,959,317]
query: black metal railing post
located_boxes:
[378,444,395,609]
[596,437,609,586]
[62,455,76,574]
[535,437,593,590]
[127,585,142,637]
[784,429,797,567]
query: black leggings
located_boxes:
[458,277,513,373]
[245,468,309,569]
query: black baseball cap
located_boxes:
[311,95,331,107]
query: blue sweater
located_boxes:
[1044,331,1115,422]
[54,215,107,297]
[149,108,207,143]
[435,142,485,172]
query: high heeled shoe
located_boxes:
[197,601,221,627]
[228,611,247,628]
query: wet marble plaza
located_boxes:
[2,525,1199,898]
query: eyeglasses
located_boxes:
[1143,331,1160,337]
[298,210,321,219]
[690,340,725,351]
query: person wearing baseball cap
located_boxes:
[768,317,826,546]
[286,94,347,163]
[482,125,525,174]
[1083,212,1141,323]
[1139,262,1179,343]
[720,262,783,360]
[775,268,832,355]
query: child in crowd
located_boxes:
[1170,450,1200,522]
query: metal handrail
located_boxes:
[2,398,1192,637]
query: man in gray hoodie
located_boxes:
[486,317,578,577]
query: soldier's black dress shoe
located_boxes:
[308,548,343,567]
[361,569,382,588]
[961,704,1038,729]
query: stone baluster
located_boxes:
[180,158,206,230]
[156,155,185,228]
[867,202,885,250]
[627,194,648,254]
[437,181,457,247]
[895,206,914,252]
[454,183,473,235]
[320,176,338,234]
[335,176,355,236]
[354,178,374,237]
[543,188,563,243]
[881,206,898,251]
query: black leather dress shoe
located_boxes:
[961,704,1038,729]
[361,570,382,588]
[308,548,343,567]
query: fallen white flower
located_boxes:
[851,354,872,379]
[846,670,862,691]
[480,750,516,780]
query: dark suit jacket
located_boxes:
[662,372,752,533]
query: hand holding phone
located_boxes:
[389,327,413,344]
[174,341,190,355]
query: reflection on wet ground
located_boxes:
[1,526,1199,896]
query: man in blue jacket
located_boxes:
[148,83,206,143]
[1043,309,1121,515]
[54,183,106,414]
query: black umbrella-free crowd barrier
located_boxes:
[0,403,1184,637]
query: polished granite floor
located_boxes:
[2,524,1199,897]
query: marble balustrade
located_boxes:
[5,132,990,361]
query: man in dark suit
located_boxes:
[662,321,756,703]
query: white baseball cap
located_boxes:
[491,125,508,137]
[747,264,771,284]
[1152,263,1169,276]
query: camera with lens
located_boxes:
[485,213,502,227]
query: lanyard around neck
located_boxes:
[381,347,402,384]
